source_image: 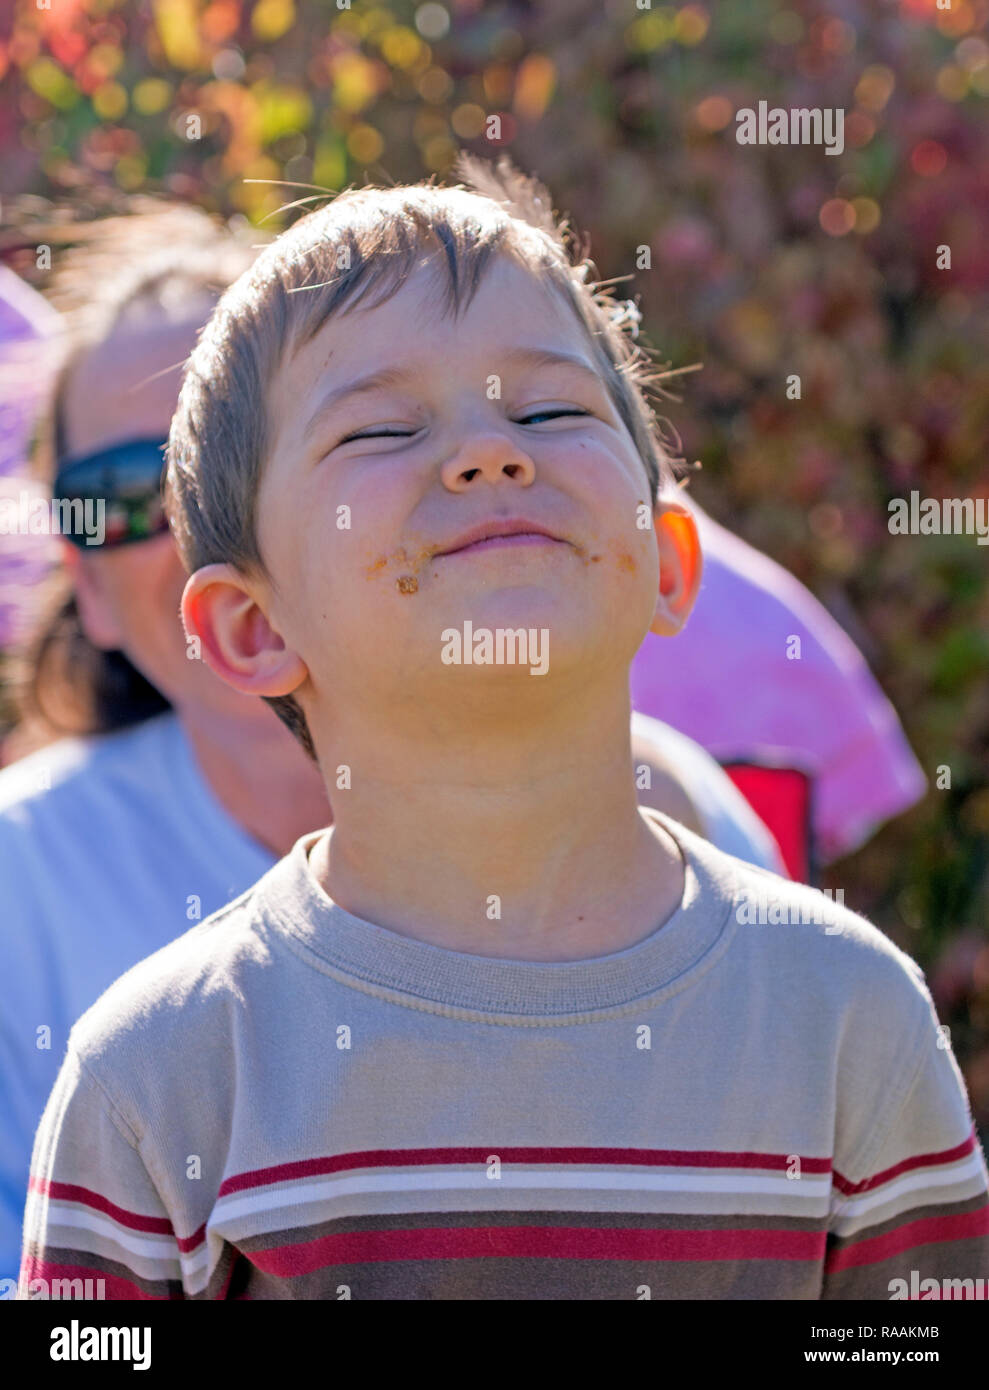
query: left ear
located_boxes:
[649,499,702,636]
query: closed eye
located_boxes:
[517,408,591,425]
[337,426,422,443]
[335,409,590,446]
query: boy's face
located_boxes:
[190,253,699,740]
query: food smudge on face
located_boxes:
[365,543,436,590]
[569,541,603,567]
[617,552,636,573]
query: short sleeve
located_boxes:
[17,1048,185,1300]
[823,989,989,1300]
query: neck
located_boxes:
[178,703,332,857]
[309,682,684,961]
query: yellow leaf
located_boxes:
[331,53,377,113]
[513,54,555,121]
[92,81,128,120]
[313,134,346,191]
[153,0,204,70]
[26,58,78,111]
[251,0,296,42]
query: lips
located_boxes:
[433,519,567,558]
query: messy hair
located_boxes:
[8,198,260,740]
[166,154,695,759]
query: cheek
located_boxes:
[563,452,660,599]
[565,446,654,551]
[561,437,649,503]
[315,469,420,588]
[104,542,187,643]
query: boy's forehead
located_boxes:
[278,253,587,393]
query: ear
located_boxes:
[181,563,309,698]
[61,541,125,650]
[649,500,702,637]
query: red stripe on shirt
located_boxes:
[826,1202,989,1272]
[28,1175,206,1254]
[178,1223,207,1254]
[247,1223,828,1275]
[28,1176,175,1237]
[218,1146,832,1197]
[832,1130,977,1197]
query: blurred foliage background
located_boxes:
[1,0,988,1128]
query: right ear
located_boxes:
[181,563,309,698]
[61,540,125,650]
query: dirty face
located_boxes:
[252,252,673,722]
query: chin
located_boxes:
[446,584,578,626]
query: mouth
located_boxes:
[433,519,569,559]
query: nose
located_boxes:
[440,431,536,493]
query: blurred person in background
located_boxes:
[0,265,60,717]
[631,492,928,881]
[0,205,336,1283]
[0,198,787,1283]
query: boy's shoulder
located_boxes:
[677,819,945,1142]
[66,856,286,1083]
[671,813,933,1017]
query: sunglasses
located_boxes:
[53,438,170,550]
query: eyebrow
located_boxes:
[301,346,602,445]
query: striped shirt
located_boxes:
[19,811,989,1300]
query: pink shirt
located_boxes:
[630,499,926,864]
[0,267,59,653]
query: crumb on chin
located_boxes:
[570,542,604,566]
[368,545,435,587]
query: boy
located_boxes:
[19,157,988,1300]
[0,210,786,1287]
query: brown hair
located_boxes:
[166,155,694,759]
[9,197,260,741]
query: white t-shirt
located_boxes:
[631,711,786,875]
[0,709,782,1279]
